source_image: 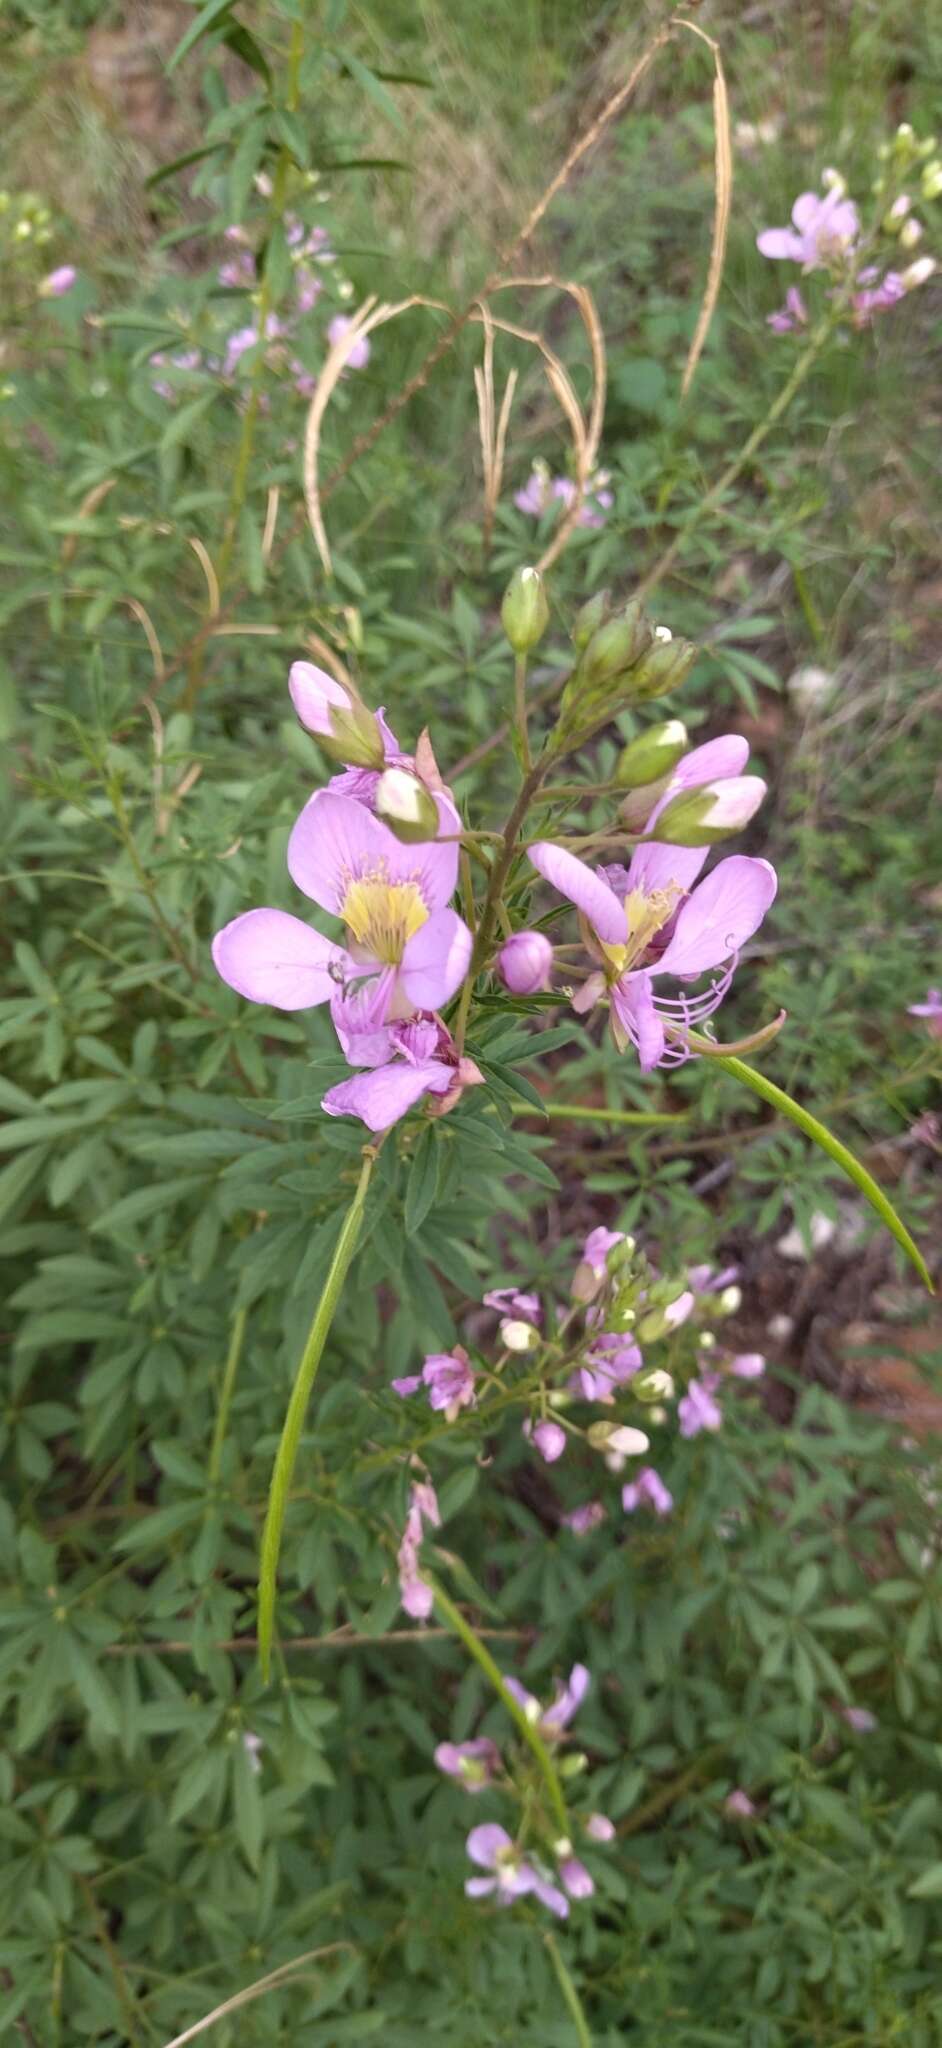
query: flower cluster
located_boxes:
[434,1663,613,1920]
[758,128,940,335]
[389,1234,764,1556]
[150,205,368,407]
[515,459,613,528]
[0,189,77,304]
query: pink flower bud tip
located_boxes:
[327,314,371,368]
[497,930,553,995]
[40,265,77,297]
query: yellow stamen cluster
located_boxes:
[341,871,428,964]
[598,884,681,979]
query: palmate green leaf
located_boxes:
[711,1054,932,1292]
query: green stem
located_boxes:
[430,1579,569,1835]
[207,1305,248,1499]
[258,1148,376,1678]
[710,1053,932,1293]
[544,1933,593,2048]
[514,651,532,771]
[454,757,550,1053]
[542,1102,687,1127]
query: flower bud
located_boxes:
[501,566,549,653]
[618,774,672,830]
[647,775,766,846]
[288,660,385,770]
[571,1261,601,1304]
[39,264,77,298]
[921,159,942,199]
[633,1367,675,1404]
[604,1304,636,1334]
[497,930,553,996]
[627,632,698,702]
[587,1421,649,1456]
[718,1285,742,1315]
[606,1236,636,1274]
[900,217,924,248]
[579,601,653,687]
[614,719,689,790]
[500,1317,539,1353]
[585,1812,615,1842]
[571,590,609,649]
[559,1751,589,1778]
[901,255,937,289]
[375,767,440,843]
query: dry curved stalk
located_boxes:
[159,1945,354,2048]
[474,302,518,553]
[674,17,732,398]
[187,536,220,618]
[60,476,117,563]
[261,483,280,565]
[123,597,165,685]
[493,275,607,569]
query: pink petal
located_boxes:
[321,1058,453,1131]
[668,735,750,790]
[656,856,777,976]
[330,976,398,1065]
[398,907,473,1011]
[465,1876,498,1898]
[611,972,666,1071]
[375,706,403,758]
[624,840,708,898]
[212,908,340,1010]
[528,843,625,944]
[529,1875,570,1917]
[288,789,459,917]
[757,227,806,260]
[791,192,824,232]
[467,1823,513,1868]
[287,661,351,736]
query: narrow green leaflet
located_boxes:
[167,0,238,73]
[712,1053,932,1292]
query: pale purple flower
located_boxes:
[583,1228,626,1277]
[841,1704,877,1733]
[497,930,554,995]
[529,832,777,1071]
[296,266,321,314]
[563,1502,606,1536]
[909,989,942,1039]
[213,789,472,1070]
[688,1263,739,1295]
[322,1013,484,1132]
[559,1856,594,1900]
[40,265,77,298]
[327,314,371,369]
[585,1812,615,1842]
[678,1377,723,1438]
[483,1287,542,1324]
[515,463,612,527]
[422,1350,476,1412]
[572,1335,643,1403]
[757,187,860,271]
[397,1479,440,1620]
[242,1731,263,1774]
[725,1788,756,1818]
[728,1352,765,1379]
[465,1824,568,1917]
[767,285,808,333]
[852,269,906,324]
[435,1738,501,1791]
[664,1289,694,1330]
[391,1374,422,1397]
[523,1418,567,1464]
[504,1664,589,1737]
[622,1466,674,1516]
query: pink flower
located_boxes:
[688,1263,739,1295]
[497,930,553,995]
[514,463,612,527]
[523,1418,567,1464]
[585,1812,615,1842]
[678,1377,723,1438]
[435,1737,501,1791]
[322,1013,485,1132]
[909,989,942,1039]
[423,1350,477,1412]
[725,1788,756,1818]
[728,1352,765,1379]
[757,187,860,270]
[327,314,371,368]
[852,269,906,324]
[397,1479,440,1619]
[529,831,776,1070]
[39,265,77,298]
[558,1856,594,1899]
[504,1664,589,1737]
[583,1228,626,1277]
[483,1286,542,1324]
[213,789,472,1058]
[572,1335,643,1403]
[296,266,321,314]
[767,285,808,333]
[465,1824,569,1917]
[841,1704,877,1733]
[563,1502,606,1535]
[622,1466,673,1515]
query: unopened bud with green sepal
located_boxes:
[647,774,767,846]
[375,767,441,843]
[501,566,549,653]
[571,589,610,650]
[615,719,689,790]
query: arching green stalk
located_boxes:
[430,1579,570,1835]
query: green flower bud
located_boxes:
[560,1752,589,1778]
[571,590,610,650]
[321,700,386,771]
[579,601,653,687]
[501,566,549,653]
[636,1308,669,1343]
[633,1367,675,1404]
[604,1303,636,1334]
[606,1236,636,1274]
[375,767,441,844]
[629,629,698,702]
[587,1421,650,1456]
[618,775,672,831]
[615,719,689,790]
[647,775,766,846]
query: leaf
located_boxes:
[908,1863,942,1898]
[232,1743,264,1867]
[711,1054,933,1293]
[404,1127,441,1237]
[91,1176,206,1236]
[66,1637,120,1739]
[145,143,222,189]
[222,20,272,85]
[160,390,219,453]
[167,0,237,74]
[339,52,406,131]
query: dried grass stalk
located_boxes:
[675,18,732,398]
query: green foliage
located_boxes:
[0,0,940,2041]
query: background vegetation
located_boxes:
[1,1,940,2041]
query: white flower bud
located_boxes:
[718,1285,742,1314]
[500,1317,539,1353]
[900,217,924,248]
[902,256,937,289]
